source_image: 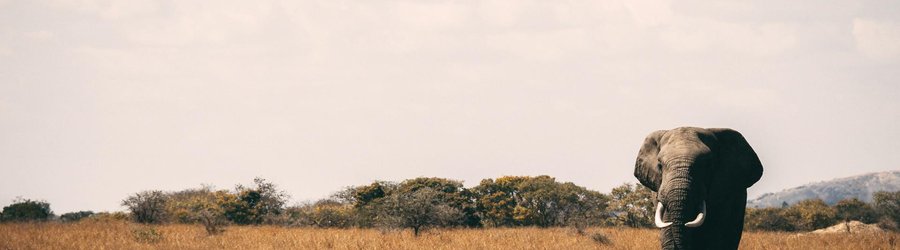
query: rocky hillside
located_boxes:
[748,170,900,208]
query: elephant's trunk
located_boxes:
[661,224,690,250]
[659,168,704,250]
[661,186,692,249]
[663,172,694,224]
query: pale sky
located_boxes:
[1,0,899,213]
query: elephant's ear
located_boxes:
[708,128,763,191]
[634,130,666,192]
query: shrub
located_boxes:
[190,191,232,235]
[165,186,217,224]
[285,200,353,228]
[0,198,54,222]
[60,211,95,223]
[89,212,130,222]
[744,207,795,231]
[122,190,169,224]
[223,178,289,225]
[833,198,879,224]
[874,191,900,231]
[782,199,836,231]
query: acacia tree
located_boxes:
[378,187,462,236]
[395,177,479,227]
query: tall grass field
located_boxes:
[0,221,896,249]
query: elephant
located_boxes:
[633,127,763,250]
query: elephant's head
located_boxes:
[634,127,762,249]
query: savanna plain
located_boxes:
[1,221,896,250]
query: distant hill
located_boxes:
[747,170,900,208]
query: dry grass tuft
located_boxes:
[0,221,896,249]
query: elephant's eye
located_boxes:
[657,163,663,171]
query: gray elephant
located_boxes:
[634,127,763,250]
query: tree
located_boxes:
[122,191,169,224]
[473,176,609,228]
[378,187,462,236]
[223,178,289,225]
[782,199,836,231]
[555,182,610,232]
[472,177,526,227]
[873,191,900,230]
[744,207,794,231]
[283,199,352,228]
[833,198,879,224]
[340,181,392,208]
[60,211,94,223]
[607,183,655,228]
[0,198,54,222]
[193,191,232,234]
[166,186,219,224]
[310,199,353,228]
[510,176,564,227]
[396,177,479,227]
[333,181,397,227]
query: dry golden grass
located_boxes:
[0,221,896,250]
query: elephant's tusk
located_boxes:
[684,201,706,228]
[654,202,673,228]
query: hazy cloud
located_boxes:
[660,19,797,57]
[854,18,900,59]
[1,0,898,213]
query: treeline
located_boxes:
[2,176,898,236]
[0,176,655,235]
[744,192,900,232]
[114,176,653,235]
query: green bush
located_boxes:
[0,199,54,222]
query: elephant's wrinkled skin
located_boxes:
[634,127,763,250]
